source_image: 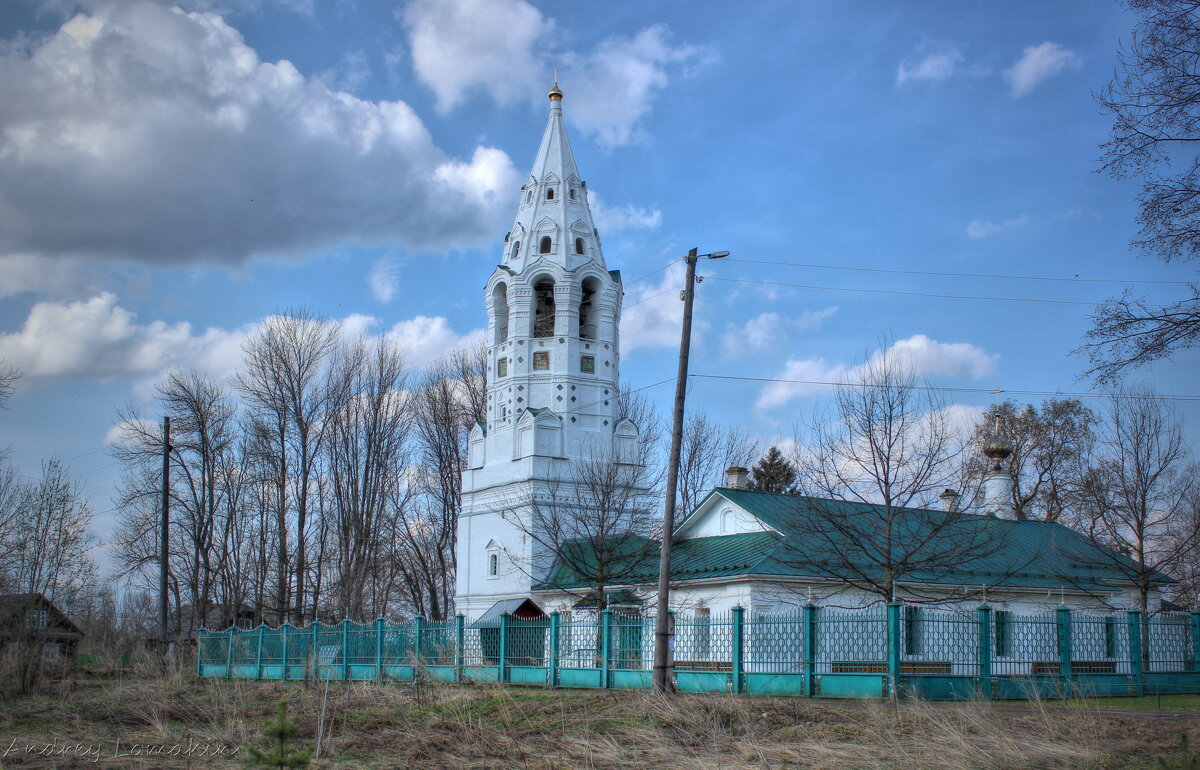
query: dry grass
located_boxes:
[0,668,1195,768]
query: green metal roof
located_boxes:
[538,489,1169,594]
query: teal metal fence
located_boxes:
[197,605,1200,701]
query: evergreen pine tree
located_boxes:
[748,446,798,493]
[247,699,312,768]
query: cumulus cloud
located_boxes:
[0,1,518,268]
[0,292,482,391]
[1006,42,1081,97]
[756,334,998,411]
[966,215,1029,239]
[402,0,704,146]
[589,194,662,233]
[620,262,689,355]
[720,308,838,360]
[897,46,964,86]
[403,0,550,112]
[0,293,248,380]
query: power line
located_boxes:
[724,257,1194,286]
[705,276,1099,306]
[688,373,1200,403]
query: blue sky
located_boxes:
[1,0,1196,555]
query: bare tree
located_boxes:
[1083,0,1200,381]
[236,310,338,622]
[677,412,757,518]
[0,360,18,411]
[321,336,414,619]
[509,450,658,612]
[787,353,1004,603]
[963,399,1096,522]
[1076,387,1198,618]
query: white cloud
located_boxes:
[966,215,1028,239]
[620,262,688,355]
[0,293,483,391]
[562,25,706,146]
[589,194,662,233]
[0,1,517,267]
[720,308,838,360]
[385,316,485,367]
[402,0,704,146]
[1006,42,1081,97]
[0,293,248,381]
[897,46,963,86]
[368,258,401,303]
[403,0,551,112]
[756,334,998,411]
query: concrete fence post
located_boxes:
[803,605,817,697]
[414,614,425,671]
[731,605,745,694]
[1056,606,1072,697]
[1190,611,1200,681]
[601,609,613,689]
[1127,610,1144,696]
[977,605,993,701]
[455,613,465,683]
[341,619,351,681]
[499,612,510,684]
[311,621,320,679]
[549,611,561,687]
[256,624,265,680]
[375,615,385,680]
[281,621,290,681]
[887,602,902,700]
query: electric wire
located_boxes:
[704,275,1100,306]
[723,257,1194,286]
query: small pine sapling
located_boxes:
[246,698,312,768]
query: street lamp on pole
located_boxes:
[652,246,728,694]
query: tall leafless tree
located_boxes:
[786,353,1006,603]
[963,399,1096,522]
[1083,0,1200,381]
[677,411,757,519]
[1076,387,1198,620]
[0,359,18,411]
[236,310,338,622]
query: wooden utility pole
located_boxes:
[160,415,171,665]
[653,247,713,694]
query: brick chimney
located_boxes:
[725,466,749,490]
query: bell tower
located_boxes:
[454,81,641,620]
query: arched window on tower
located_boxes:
[533,277,556,338]
[539,236,552,254]
[569,188,576,200]
[579,276,599,340]
[575,237,584,255]
[492,283,509,344]
[510,240,520,261]
[546,187,555,200]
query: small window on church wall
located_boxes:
[575,237,584,255]
[488,552,498,577]
[569,188,576,200]
[546,187,555,200]
[533,352,549,371]
[533,278,555,337]
[721,509,734,534]
[539,236,552,254]
[526,191,532,204]
[580,355,594,374]
[497,358,508,378]
[510,241,520,261]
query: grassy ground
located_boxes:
[0,672,1197,768]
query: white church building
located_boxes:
[453,83,1170,626]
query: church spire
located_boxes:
[503,78,601,273]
